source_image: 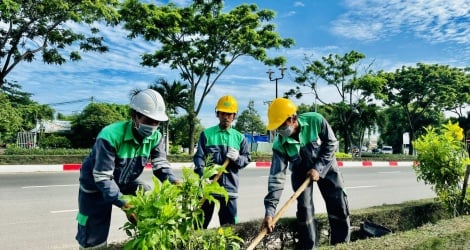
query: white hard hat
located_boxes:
[130,89,168,121]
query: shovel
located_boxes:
[246,177,312,250]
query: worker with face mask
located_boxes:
[262,97,350,249]
[76,89,181,249]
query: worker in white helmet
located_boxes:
[76,89,181,249]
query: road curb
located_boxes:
[0,161,414,173]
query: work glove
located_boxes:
[262,216,275,233]
[226,147,239,161]
[122,203,138,225]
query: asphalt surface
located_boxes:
[0,165,435,250]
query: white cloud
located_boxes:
[294,2,305,7]
[331,0,470,44]
[285,11,297,17]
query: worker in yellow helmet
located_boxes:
[262,98,350,249]
[193,95,251,228]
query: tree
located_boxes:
[70,103,128,148]
[289,51,378,152]
[1,80,54,129]
[149,78,189,115]
[149,78,189,152]
[0,92,22,143]
[169,114,203,149]
[119,0,294,154]
[234,100,266,136]
[443,67,470,149]
[0,0,120,86]
[378,63,464,155]
[1,80,34,105]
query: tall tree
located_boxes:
[234,100,266,135]
[168,114,203,149]
[149,78,189,152]
[0,0,120,86]
[442,67,470,147]
[1,80,54,133]
[289,51,377,152]
[70,103,127,148]
[1,80,34,105]
[0,92,22,143]
[149,78,189,115]
[119,0,294,154]
[378,63,463,155]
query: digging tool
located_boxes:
[198,158,231,207]
[246,177,312,250]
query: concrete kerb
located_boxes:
[0,161,415,173]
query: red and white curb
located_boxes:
[0,161,414,173]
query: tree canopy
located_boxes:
[234,100,266,135]
[377,63,466,154]
[0,0,120,86]
[70,102,128,148]
[119,0,294,154]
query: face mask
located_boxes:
[136,123,158,138]
[277,125,294,137]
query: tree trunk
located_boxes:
[458,165,470,215]
[188,111,196,155]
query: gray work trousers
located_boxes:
[291,164,350,249]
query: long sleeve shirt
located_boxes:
[79,121,178,208]
[193,125,251,198]
[264,112,339,217]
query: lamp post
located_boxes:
[266,67,286,98]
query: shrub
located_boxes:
[413,121,470,216]
[121,163,243,249]
[39,134,72,148]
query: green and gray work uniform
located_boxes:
[193,125,251,228]
[76,121,177,248]
[264,112,350,249]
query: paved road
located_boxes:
[0,166,435,250]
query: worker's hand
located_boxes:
[262,216,275,233]
[122,203,138,225]
[307,169,320,182]
[226,147,239,161]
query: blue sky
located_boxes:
[7,0,470,128]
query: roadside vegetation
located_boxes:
[1,1,469,249]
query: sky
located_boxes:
[6,0,470,128]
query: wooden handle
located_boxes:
[246,177,312,250]
[212,158,230,183]
[198,159,231,207]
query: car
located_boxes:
[382,146,393,154]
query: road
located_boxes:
[0,166,435,250]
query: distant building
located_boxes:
[17,120,72,148]
[30,120,72,133]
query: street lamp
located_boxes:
[266,67,286,98]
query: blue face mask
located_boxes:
[136,123,158,138]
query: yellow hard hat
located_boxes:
[215,95,238,113]
[267,98,297,130]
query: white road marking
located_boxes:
[22,184,78,189]
[51,209,78,214]
[346,185,376,189]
